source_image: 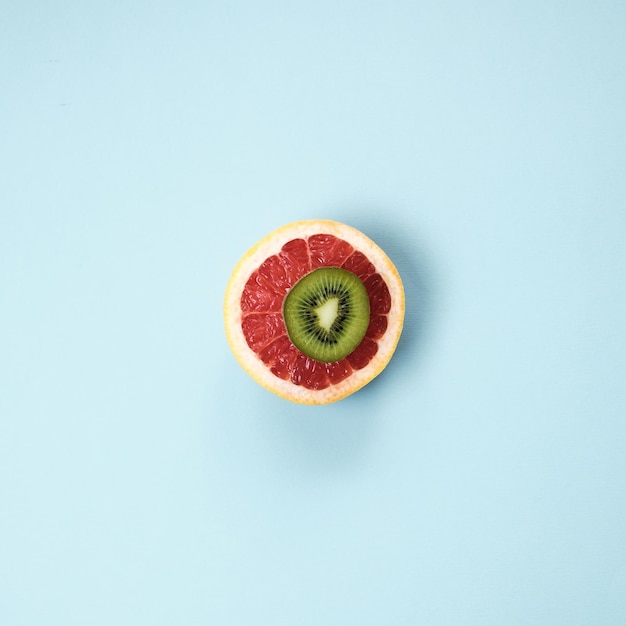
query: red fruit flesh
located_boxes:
[240,234,391,389]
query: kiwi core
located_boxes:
[283,266,371,363]
[315,298,339,331]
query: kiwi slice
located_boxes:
[283,267,370,363]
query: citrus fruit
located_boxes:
[223,219,405,404]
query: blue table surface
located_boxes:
[2,2,625,625]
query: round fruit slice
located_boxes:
[223,219,405,405]
[283,266,371,363]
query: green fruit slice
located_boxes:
[283,267,370,363]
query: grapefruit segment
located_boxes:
[325,359,353,385]
[308,234,354,269]
[365,315,388,340]
[278,238,311,283]
[257,255,291,294]
[291,354,331,390]
[241,271,283,313]
[346,337,379,370]
[363,273,392,315]
[224,220,405,404]
[241,313,286,352]
[341,250,376,281]
[259,335,298,380]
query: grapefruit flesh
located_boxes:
[224,220,405,404]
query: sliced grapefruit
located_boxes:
[223,219,405,404]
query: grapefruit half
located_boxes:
[224,219,405,404]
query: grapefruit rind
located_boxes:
[223,219,405,405]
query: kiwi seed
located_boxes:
[283,267,370,363]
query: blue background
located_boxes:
[2,1,626,624]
